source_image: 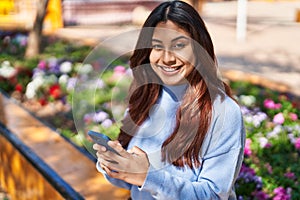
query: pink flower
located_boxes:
[295,138,300,150]
[114,65,126,74]
[83,113,93,123]
[274,103,282,109]
[265,162,273,174]
[263,99,282,109]
[273,113,285,125]
[37,60,47,70]
[110,65,127,82]
[289,113,298,121]
[244,138,252,156]
[273,187,291,200]
[264,99,274,108]
[284,172,295,179]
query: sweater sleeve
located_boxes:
[96,160,132,190]
[139,98,246,200]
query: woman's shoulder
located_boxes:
[213,94,242,119]
[202,95,245,157]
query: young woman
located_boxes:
[93,1,245,199]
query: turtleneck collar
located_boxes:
[162,84,188,102]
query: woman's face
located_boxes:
[149,20,196,86]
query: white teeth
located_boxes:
[161,66,178,72]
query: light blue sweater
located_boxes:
[97,85,245,200]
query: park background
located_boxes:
[0,0,300,199]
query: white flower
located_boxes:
[66,77,77,91]
[0,61,17,78]
[2,61,11,67]
[126,68,133,77]
[259,137,268,148]
[96,79,105,89]
[44,74,58,85]
[101,119,113,128]
[25,75,47,99]
[32,68,45,79]
[32,76,44,89]
[267,125,282,138]
[59,61,72,74]
[58,74,69,85]
[288,133,296,144]
[243,115,253,124]
[93,111,109,123]
[252,112,268,127]
[77,63,93,75]
[25,82,37,99]
[239,95,256,107]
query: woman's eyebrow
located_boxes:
[151,38,162,43]
[152,36,189,43]
[171,36,189,42]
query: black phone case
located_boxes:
[88,130,120,155]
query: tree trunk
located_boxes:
[25,0,50,59]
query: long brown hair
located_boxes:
[118,0,233,168]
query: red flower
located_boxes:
[49,84,61,99]
[39,98,48,106]
[15,83,23,92]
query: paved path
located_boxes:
[203,1,300,96]
[0,93,130,200]
[55,1,300,95]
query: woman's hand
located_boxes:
[93,141,149,186]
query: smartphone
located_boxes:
[88,130,120,156]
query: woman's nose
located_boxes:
[162,50,176,65]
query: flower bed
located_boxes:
[0,32,91,143]
[230,81,300,200]
[0,33,299,199]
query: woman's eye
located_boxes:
[152,44,164,50]
[173,43,186,49]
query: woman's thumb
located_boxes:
[131,146,146,155]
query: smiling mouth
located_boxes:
[159,65,181,72]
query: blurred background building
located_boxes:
[0,0,63,33]
[0,0,212,31]
[0,0,166,32]
[62,0,162,25]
